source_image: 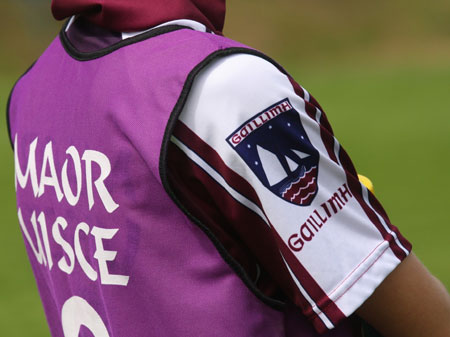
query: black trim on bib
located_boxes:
[160,47,292,311]
[6,62,36,150]
[60,20,190,62]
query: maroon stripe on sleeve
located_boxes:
[309,94,336,138]
[304,99,317,119]
[337,147,410,260]
[287,76,334,138]
[368,192,412,252]
[310,316,329,334]
[173,120,264,209]
[287,76,305,99]
[272,230,347,327]
[311,105,339,164]
[287,77,311,117]
[309,94,325,115]
[287,76,339,164]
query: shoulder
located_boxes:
[189,52,290,99]
[179,52,299,129]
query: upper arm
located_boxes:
[167,53,412,333]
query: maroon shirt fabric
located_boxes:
[51,0,226,33]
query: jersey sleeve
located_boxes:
[165,53,412,333]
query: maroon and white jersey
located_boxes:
[167,53,412,330]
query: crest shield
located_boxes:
[227,99,319,206]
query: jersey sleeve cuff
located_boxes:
[308,239,411,333]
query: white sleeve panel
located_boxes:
[175,53,410,330]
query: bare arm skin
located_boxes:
[356,253,450,337]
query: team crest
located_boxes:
[227,99,319,206]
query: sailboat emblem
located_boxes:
[227,99,319,206]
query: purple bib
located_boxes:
[8,25,360,337]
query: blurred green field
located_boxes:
[1,0,449,336]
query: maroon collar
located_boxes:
[51,0,225,34]
[63,18,209,55]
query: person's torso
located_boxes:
[8,19,360,337]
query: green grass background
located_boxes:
[0,0,449,336]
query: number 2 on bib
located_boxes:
[61,296,110,337]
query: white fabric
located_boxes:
[66,15,76,32]
[121,19,208,40]
[174,53,408,326]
